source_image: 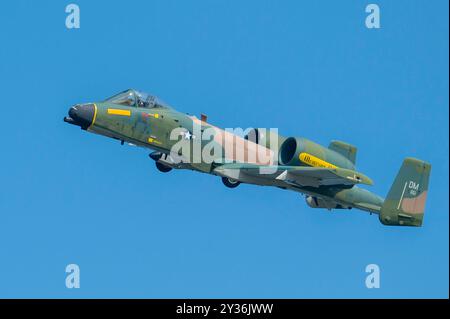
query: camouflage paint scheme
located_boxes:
[64,89,431,227]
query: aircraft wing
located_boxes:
[213,163,373,188]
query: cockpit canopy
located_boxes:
[104,89,171,109]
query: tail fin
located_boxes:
[379,158,431,227]
[329,140,357,165]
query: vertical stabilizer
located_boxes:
[380,158,431,226]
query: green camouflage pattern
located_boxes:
[64,89,431,227]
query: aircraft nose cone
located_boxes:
[67,104,95,129]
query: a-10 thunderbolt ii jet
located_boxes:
[64,89,431,226]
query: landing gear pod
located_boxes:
[222,177,240,188]
[155,161,172,173]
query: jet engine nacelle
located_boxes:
[306,196,350,210]
[279,137,355,169]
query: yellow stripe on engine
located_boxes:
[107,108,131,116]
[299,152,337,169]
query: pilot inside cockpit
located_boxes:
[105,89,171,109]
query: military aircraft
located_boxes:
[64,89,431,226]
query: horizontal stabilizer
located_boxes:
[329,140,357,164]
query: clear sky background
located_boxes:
[0,0,448,298]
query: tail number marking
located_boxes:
[398,181,420,209]
[408,181,419,196]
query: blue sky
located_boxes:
[0,0,448,298]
